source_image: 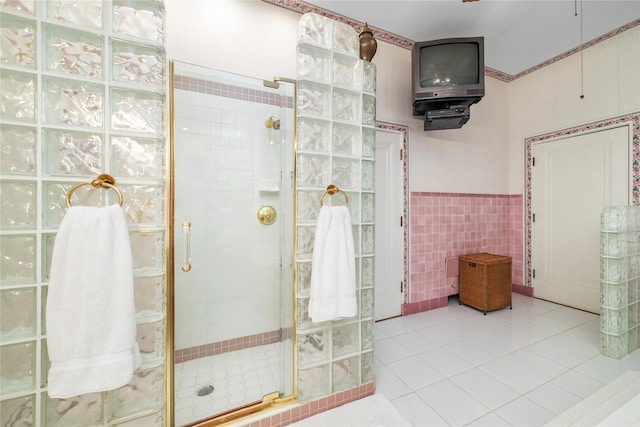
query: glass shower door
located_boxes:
[171,62,294,426]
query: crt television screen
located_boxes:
[419,42,479,88]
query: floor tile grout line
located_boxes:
[374,293,640,427]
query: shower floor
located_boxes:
[174,342,285,426]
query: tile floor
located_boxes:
[174,342,283,426]
[374,293,640,426]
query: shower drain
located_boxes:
[196,385,214,397]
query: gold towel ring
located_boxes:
[320,184,349,206]
[65,174,124,208]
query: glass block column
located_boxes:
[295,13,376,401]
[600,205,640,359]
[0,1,167,425]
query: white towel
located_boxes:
[46,204,141,398]
[308,205,357,322]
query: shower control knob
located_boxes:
[257,205,277,225]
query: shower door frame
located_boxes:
[166,61,298,426]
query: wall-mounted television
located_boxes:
[412,36,485,116]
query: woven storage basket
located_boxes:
[459,253,512,314]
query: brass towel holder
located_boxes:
[65,174,124,208]
[320,184,349,206]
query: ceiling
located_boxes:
[303,0,640,76]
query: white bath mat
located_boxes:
[290,393,412,427]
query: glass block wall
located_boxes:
[294,13,376,401]
[0,1,167,425]
[601,205,640,359]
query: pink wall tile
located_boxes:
[241,382,375,427]
[409,192,524,305]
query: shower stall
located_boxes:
[170,62,295,425]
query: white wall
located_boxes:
[166,0,638,197]
[173,84,287,348]
[407,77,511,194]
[372,40,412,123]
[507,26,640,194]
[166,0,299,81]
[166,0,514,195]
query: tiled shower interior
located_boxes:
[1,1,168,425]
[172,64,295,425]
[172,12,381,422]
[174,343,283,425]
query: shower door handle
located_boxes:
[181,221,192,272]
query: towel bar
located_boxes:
[320,184,349,206]
[65,174,124,208]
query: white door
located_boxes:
[375,129,405,320]
[532,126,629,313]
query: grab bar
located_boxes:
[182,221,192,272]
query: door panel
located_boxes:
[374,129,404,320]
[532,126,629,313]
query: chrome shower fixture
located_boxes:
[265,116,281,130]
